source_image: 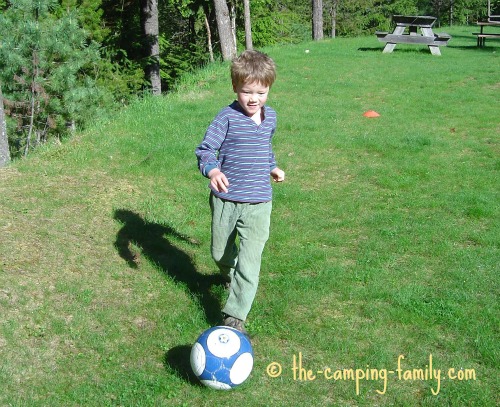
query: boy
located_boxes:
[195,50,285,334]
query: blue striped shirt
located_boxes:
[195,101,278,203]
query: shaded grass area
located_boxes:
[0,26,498,405]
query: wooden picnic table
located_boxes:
[473,21,500,47]
[376,15,451,55]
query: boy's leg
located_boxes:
[210,194,238,283]
[222,201,272,321]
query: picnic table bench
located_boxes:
[376,15,451,55]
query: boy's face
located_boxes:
[233,81,270,118]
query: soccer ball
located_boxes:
[190,326,254,390]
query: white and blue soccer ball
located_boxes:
[190,326,254,390]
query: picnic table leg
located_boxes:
[428,45,441,55]
[383,25,405,53]
[383,43,397,53]
[421,27,441,55]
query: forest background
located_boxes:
[0,0,499,162]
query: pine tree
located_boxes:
[0,0,105,156]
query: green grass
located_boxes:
[0,26,498,406]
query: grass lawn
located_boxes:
[0,26,498,406]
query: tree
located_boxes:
[332,0,386,37]
[229,0,237,51]
[326,0,339,38]
[0,84,10,168]
[239,0,310,47]
[312,0,324,40]
[213,0,236,61]
[140,0,161,95]
[243,0,253,49]
[430,0,445,25]
[0,0,105,157]
[204,11,215,62]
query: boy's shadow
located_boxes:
[113,209,225,326]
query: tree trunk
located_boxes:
[204,13,215,62]
[450,0,454,26]
[243,0,253,50]
[140,0,161,95]
[213,0,236,61]
[329,0,338,38]
[230,1,237,52]
[25,50,39,157]
[312,0,324,40]
[0,84,10,168]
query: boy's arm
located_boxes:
[195,143,219,177]
[268,126,284,182]
[195,113,228,177]
[268,127,277,171]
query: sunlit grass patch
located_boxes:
[0,26,498,405]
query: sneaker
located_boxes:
[223,314,248,336]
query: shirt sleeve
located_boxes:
[195,111,229,177]
[269,122,277,171]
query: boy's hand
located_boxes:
[271,167,285,182]
[208,168,229,193]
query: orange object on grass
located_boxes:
[363,110,380,118]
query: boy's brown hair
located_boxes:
[231,50,276,88]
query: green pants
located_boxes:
[210,193,272,321]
